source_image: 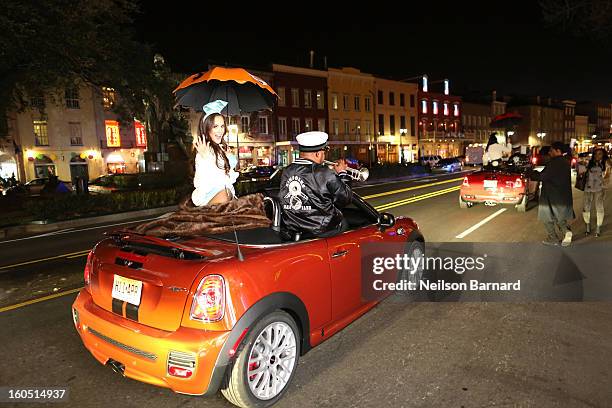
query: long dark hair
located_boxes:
[198,112,230,174]
[485,133,498,151]
[587,148,608,172]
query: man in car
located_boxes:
[279,131,352,239]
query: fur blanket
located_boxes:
[131,193,271,238]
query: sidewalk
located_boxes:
[0,205,178,240]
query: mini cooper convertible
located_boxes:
[72,191,424,407]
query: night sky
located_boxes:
[133,2,611,103]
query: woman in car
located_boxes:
[192,100,239,206]
[578,148,611,237]
[482,133,511,166]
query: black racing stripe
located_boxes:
[125,302,139,321]
[112,298,124,315]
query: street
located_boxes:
[1,170,612,407]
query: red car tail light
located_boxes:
[571,158,577,165]
[462,176,469,187]
[83,251,93,286]
[514,178,523,189]
[190,275,225,322]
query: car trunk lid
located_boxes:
[88,233,236,332]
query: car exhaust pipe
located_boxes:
[107,359,125,376]
[484,201,497,207]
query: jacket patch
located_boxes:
[283,175,312,210]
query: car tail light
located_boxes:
[514,178,523,189]
[462,176,469,187]
[190,275,225,322]
[571,158,577,165]
[167,351,196,378]
[83,251,93,286]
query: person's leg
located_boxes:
[595,190,605,236]
[542,221,560,244]
[583,191,593,234]
[207,188,232,205]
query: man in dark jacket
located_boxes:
[279,131,352,239]
[528,141,575,246]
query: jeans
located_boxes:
[583,190,605,227]
[543,218,571,241]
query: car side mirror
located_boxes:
[378,212,395,231]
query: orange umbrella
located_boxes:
[174,67,277,115]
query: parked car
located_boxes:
[238,165,280,182]
[433,157,463,172]
[5,177,73,196]
[71,190,424,407]
[420,155,442,167]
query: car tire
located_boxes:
[395,240,434,300]
[516,193,528,212]
[221,311,300,408]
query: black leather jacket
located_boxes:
[279,158,352,236]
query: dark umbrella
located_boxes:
[490,112,522,128]
[173,67,277,114]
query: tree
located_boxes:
[0,0,152,138]
[0,0,192,173]
[539,0,612,39]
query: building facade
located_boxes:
[576,102,611,149]
[507,97,565,147]
[272,64,328,166]
[417,77,463,158]
[374,78,419,163]
[8,83,108,183]
[327,67,376,164]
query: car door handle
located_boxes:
[331,250,349,258]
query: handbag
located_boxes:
[575,169,587,191]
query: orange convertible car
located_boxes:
[72,192,423,407]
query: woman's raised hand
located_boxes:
[193,136,210,157]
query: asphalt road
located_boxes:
[1,169,612,407]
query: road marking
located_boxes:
[0,287,83,313]
[362,177,463,200]
[0,216,161,244]
[0,249,90,271]
[455,209,507,239]
[374,186,461,211]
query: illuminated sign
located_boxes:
[105,120,120,147]
[134,120,147,147]
[444,79,449,95]
[422,75,428,92]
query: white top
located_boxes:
[483,143,512,164]
[192,146,238,206]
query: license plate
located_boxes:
[484,180,497,189]
[112,275,143,306]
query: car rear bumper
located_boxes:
[72,289,230,395]
[460,190,524,204]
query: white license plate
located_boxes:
[483,180,497,189]
[112,275,143,306]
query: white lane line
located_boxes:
[455,209,507,239]
[0,217,160,244]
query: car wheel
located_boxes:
[516,193,528,212]
[221,311,300,408]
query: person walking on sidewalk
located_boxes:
[578,148,611,237]
[527,141,575,246]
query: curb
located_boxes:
[0,205,178,240]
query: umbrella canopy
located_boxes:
[490,112,522,128]
[174,67,277,115]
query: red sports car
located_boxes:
[459,155,539,212]
[72,192,423,407]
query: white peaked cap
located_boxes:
[296,131,329,152]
